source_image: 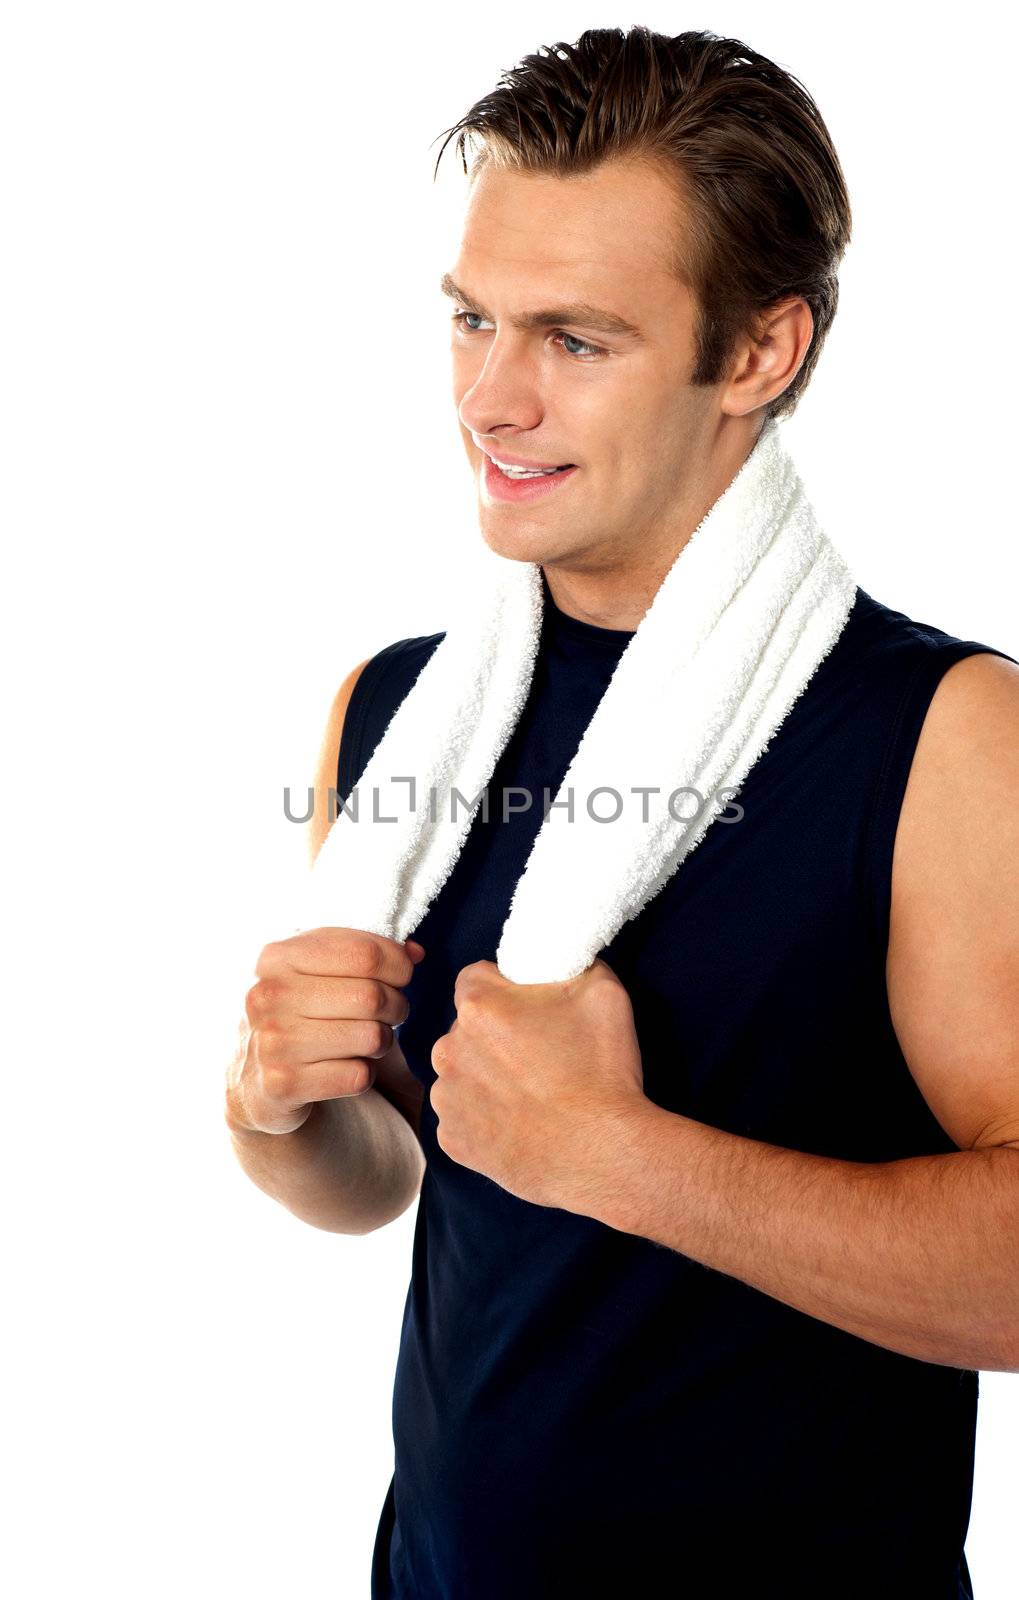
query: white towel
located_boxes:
[296,417,857,983]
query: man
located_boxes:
[226,27,1019,1598]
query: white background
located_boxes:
[3,2,1016,1594]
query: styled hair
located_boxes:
[432,27,852,421]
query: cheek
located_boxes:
[451,343,485,394]
[567,382,656,467]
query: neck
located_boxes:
[541,415,767,632]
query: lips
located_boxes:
[480,447,576,472]
[481,453,579,502]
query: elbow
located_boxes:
[342,1145,425,1236]
[1001,1328,1019,1376]
[978,1302,1019,1374]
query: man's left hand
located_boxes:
[429,957,648,1212]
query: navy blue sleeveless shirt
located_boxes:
[336,573,1016,1599]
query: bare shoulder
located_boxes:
[915,647,1019,731]
[307,652,427,1140]
[887,649,1019,1150]
[894,651,1019,826]
[308,657,373,865]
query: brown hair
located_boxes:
[432,26,852,421]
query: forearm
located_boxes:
[583,1104,1019,1371]
[226,1088,425,1235]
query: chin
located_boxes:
[477,498,575,557]
[477,521,564,565]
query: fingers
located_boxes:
[259,1053,380,1106]
[234,927,426,1129]
[254,1013,397,1071]
[256,927,420,989]
[246,971,412,1028]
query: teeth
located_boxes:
[491,457,562,477]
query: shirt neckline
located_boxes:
[541,570,637,648]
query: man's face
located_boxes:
[446,155,717,572]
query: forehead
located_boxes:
[454,156,686,310]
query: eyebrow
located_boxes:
[439,273,643,341]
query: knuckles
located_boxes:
[361,1019,391,1058]
[343,936,385,980]
[254,1020,286,1061]
[430,1036,455,1075]
[434,1120,453,1156]
[453,961,494,1002]
[261,1064,297,1103]
[245,977,284,1021]
[354,979,387,1018]
[253,939,281,978]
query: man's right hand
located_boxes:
[225,927,426,1136]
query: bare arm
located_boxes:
[226,1051,425,1236]
[225,657,427,1234]
[578,654,1019,1371]
[585,1107,1019,1370]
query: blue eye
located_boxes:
[451,310,603,361]
[559,331,600,358]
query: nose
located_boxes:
[456,334,544,441]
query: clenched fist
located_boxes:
[430,956,646,1212]
[225,927,426,1136]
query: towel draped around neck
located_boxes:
[297,417,857,983]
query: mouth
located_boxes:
[481,453,579,503]
[486,454,576,477]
